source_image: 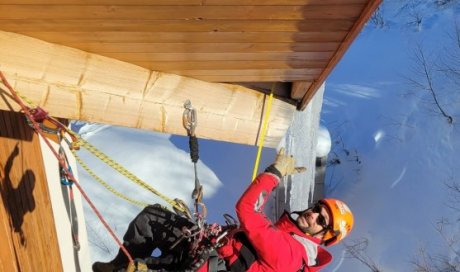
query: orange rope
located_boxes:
[0,71,134,264]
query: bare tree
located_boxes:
[407,10,423,31]
[406,44,454,124]
[444,179,460,214]
[439,20,460,88]
[411,179,460,271]
[370,5,385,29]
[343,238,383,272]
[411,221,460,271]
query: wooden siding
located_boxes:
[0,110,63,272]
[0,0,381,108]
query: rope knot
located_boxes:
[71,140,82,150]
[29,107,48,122]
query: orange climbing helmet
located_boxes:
[319,198,354,247]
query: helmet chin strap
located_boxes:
[292,210,330,238]
[311,225,329,238]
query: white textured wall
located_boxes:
[39,135,91,271]
[270,83,325,218]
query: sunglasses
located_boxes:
[310,204,329,228]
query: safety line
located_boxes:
[251,83,275,181]
[65,131,186,213]
[71,149,150,208]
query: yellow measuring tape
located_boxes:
[251,83,276,181]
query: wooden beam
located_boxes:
[0,31,295,147]
[297,0,382,110]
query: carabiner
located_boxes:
[183,100,197,136]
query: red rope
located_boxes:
[0,71,134,264]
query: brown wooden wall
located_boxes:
[0,110,63,271]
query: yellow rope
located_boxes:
[12,88,186,213]
[251,83,275,181]
[71,150,150,208]
[67,131,187,213]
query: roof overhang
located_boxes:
[0,0,381,146]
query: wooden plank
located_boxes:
[0,19,355,32]
[18,31,349,43]
[0,5,365,20]
[135,60,328,70]
[0,0,368,5]
[0,205,18,272]
[169,68,321,77]
[0,113,19,272]
[291,81,312,99]
[186,74,317,82]
[0,110,63,271]
[101,51,335,62]
[0,0,202,4]
[298,0,381,109]
[63,42,340,53]
[205,0,368,4]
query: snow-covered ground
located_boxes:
[321,2,460,271]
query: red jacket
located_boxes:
[208,172,332,272]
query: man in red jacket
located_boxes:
[93,148,354,272]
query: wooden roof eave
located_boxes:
[295,0,382,111]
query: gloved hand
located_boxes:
[273,148,306,176]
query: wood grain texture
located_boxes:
[0,110,63,272]
[0,31,295,147]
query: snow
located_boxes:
[320,2,460,271]
[316,125,332,158]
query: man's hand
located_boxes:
[273,148,306,176]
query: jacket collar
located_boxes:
[275,211,333,270]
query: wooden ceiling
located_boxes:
[0,0,381,110]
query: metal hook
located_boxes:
[183,100,197,136]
